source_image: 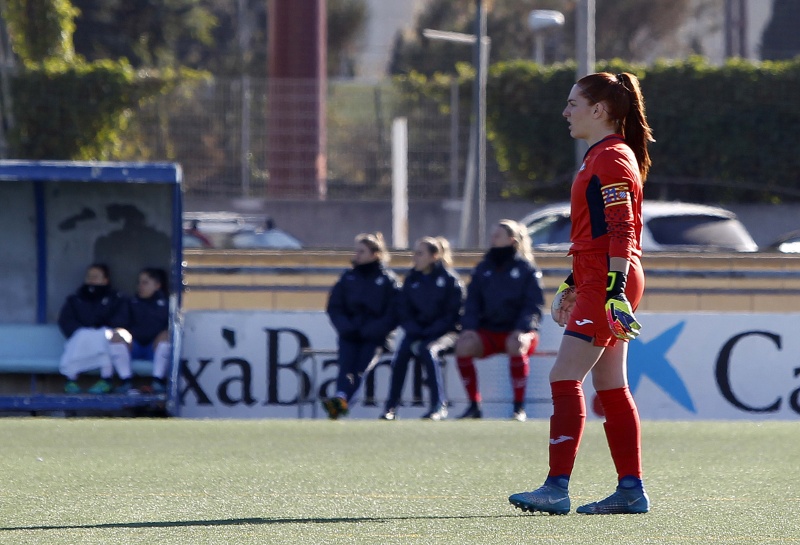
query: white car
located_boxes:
[765,230,800,253]
[183,212,303,249]
[521,201,758,252]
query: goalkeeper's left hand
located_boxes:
[605,271,641,341]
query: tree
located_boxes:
[70,0,366,78]
[2,0,174,159]
[4,0,79,63]
[761,0,800,60]
[328,0,368,77]
[390,0,694,75]
[70,0,217,69]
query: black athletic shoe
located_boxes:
[458,402,482,419]
[322,397,348,420]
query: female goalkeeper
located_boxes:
[509,72,654,515]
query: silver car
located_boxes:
[521,201,758,252]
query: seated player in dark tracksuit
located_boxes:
[455,220,545,421]
[380,236,464,421]
[122,267,171,393]
[58,263,131,394]
[324,232,401,419]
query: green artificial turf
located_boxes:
[0,418,798,544]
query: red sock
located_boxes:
[509,355,529,403]
[597,386,642,480]
[456,357,481,402]
[548,380,585,478]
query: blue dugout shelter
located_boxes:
[0,160,183,415]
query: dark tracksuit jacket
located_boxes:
[57,284,129,339]
[127,290,169,346]
[462,250,545,334]
[385,262,464,410]
[326,260,401,401]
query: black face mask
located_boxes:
[487,245,516,265]
[353,260,381,275]
[79,283,110,301]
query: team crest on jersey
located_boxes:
[436,276,445,287]
[483,270,492,277]
[510,267,520,279]
[376,277,384,285]
[602,182,630,207]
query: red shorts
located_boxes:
[564,253,644,347]
[477,329,539,357]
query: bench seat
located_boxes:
[0,324,155,375]
[0,324,168,414]
[1,358,156,376]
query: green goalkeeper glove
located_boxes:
[605,271,641,340]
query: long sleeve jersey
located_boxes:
[568,134,643,260]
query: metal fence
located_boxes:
[133,77,474,202]
[130,74,800,206]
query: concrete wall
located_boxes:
[0,180,174,324]
[46,182,174,320]
[0,183,38,322]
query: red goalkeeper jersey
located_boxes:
[568,134,643,260]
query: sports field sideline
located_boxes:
[0,418,797,544]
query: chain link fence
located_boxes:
[132,76,481,202]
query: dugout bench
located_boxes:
[0,161,183,415]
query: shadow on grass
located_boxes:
[1,514,520,532]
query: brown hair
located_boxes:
[498,219,535,264]
[355,232,390,263]
[140,267,169,295]
[418,236,453,267]
[577,72,655,181]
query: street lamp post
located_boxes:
[421,25,490,248]
[527,10,565,64]
[473,0,488,248]
[574,0,595,165]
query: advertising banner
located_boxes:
[179,311,800,421]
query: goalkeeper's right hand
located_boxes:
[551,273,576,327]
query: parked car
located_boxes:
[520,201,758,252]
[764,230,800,253]
[182,212,303,249]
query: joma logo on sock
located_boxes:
[549,435,574,445]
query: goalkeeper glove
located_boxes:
[605,271,641,340]
[551,272,575,324]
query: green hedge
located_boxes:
[2,0,187,161]
[9,59,173,160]
[397,57,800,203]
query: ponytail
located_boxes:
[577,72,655,182]
[615,73,654,181]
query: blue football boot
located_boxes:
[509,476,570,515]
[576,476,650,515]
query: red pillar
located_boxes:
[267,0,327,199]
